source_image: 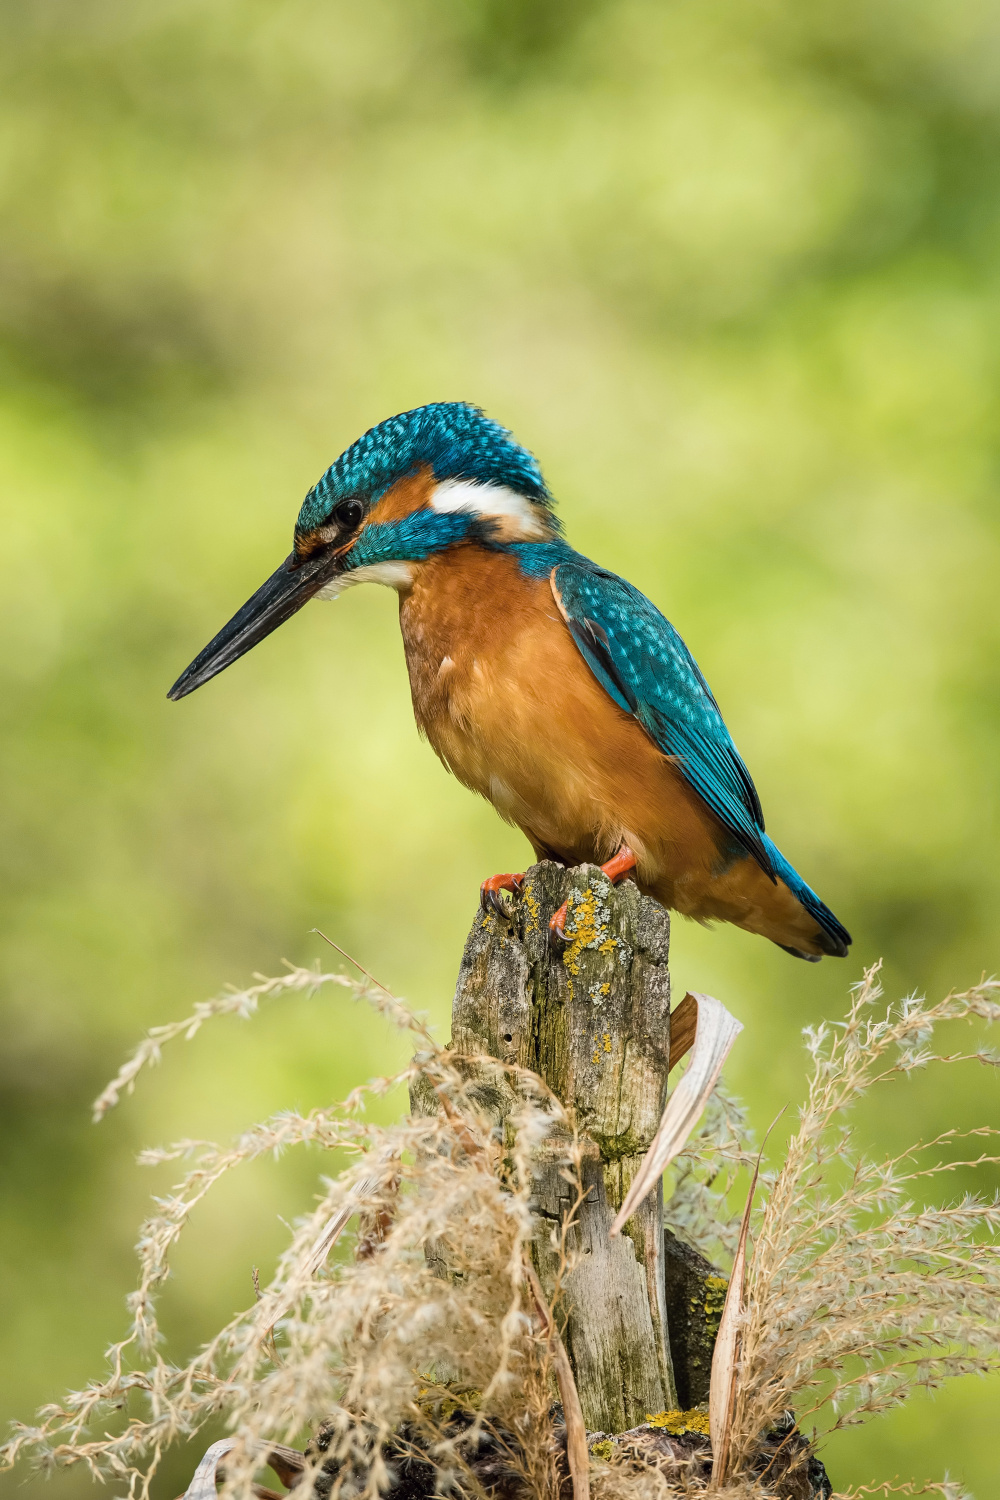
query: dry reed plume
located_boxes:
[1,960,998,1500]
[731,965,1000,1474]
[3,965,584,1500]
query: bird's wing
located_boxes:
[551,560,774,877]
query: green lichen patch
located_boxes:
[591,1125,645,1162]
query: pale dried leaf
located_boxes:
[182,1439,234,1500]
[709,1156,760,1488]
[611,992,743,1235]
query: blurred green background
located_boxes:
[2,0,999,1494]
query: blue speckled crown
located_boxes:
[296,402,553,532]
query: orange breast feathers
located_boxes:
[396,546,727,886]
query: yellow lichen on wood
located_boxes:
[591,1031,614,1065]
[644,1407,711,1436]
[704,1275,727,1336]
[521,881,541,936]
[559,877,625,1001]
[561,884,601,997]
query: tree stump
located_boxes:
[444,861,677,1433]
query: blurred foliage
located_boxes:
[1,0,999,1494]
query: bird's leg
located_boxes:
[480,870,525,921]
[549,845,637,940]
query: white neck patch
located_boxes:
[430,479,550,540]
[317,560,414,600]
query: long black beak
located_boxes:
[167,548,337,701]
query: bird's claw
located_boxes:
[480,871,525,923]
[547,847,637,947]
[548,900,570,946]
[484,889,508,920]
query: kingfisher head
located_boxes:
[167,402,558,700]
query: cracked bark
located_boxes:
[439,860,678,1433]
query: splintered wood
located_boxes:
[446,861,676,1432]
[426,861,744,1440]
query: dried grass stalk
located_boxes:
[2,968,579,1500]
[663,1081,757,1266]
[830,1482,970,1498]
[730,966,1000,1463]
[91,964,396,1121]
[5,958,999,1500]
[522,1257,588,1500]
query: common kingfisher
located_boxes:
[169,403,850,962]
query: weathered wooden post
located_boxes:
[445,860,677,1433]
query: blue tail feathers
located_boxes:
[762,835,852,958]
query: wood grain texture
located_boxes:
[447,861,678,1433]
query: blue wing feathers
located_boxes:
[551,553,851,954]
[553,558,775,877]
[762,837,851,956]
[564,618,633,715]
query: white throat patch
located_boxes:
[317,561,414,600]
[430,479,549,540]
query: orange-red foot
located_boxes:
[480,870,525,921]
[549,845,638,941]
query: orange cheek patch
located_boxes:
[365,464,437,526]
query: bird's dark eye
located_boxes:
[332,498,363,531]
